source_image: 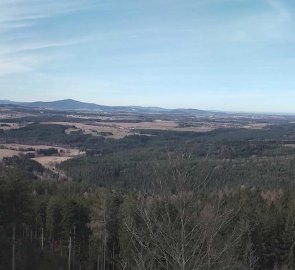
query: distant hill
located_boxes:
[0,99,215,115]
[0,100,19,105]
[26,99,103,111]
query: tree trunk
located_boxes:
[41,226,44,249]
[73,225,76,263]
[12,224,16,270]
[97,250,100,270]
[103,244,106,270]
[113,245,115,270]
[68,231,72,270]
[61,238,63,256]
[30,228,33,244]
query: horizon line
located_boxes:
[1,98,295,116]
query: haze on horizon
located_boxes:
[0,0,294,113]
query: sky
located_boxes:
[0,0,294,113]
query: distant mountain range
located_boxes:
[0,99,216,115]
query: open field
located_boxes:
[0,122,25,130]
[43,120,215,139]
[0,149,21,160]
[0,143,85,171]
[0,120,268,137]
[2,143,82,155]
[244,123,269,129]
[0,107,288,142]
[0,109,34,119]
[284,144,295,148]
[32,156,74,170]
[43,121,129,139]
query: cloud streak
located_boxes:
[0,0,97,28]
[0,0,96,76]
[267,0,291,23]
[0,36,93,56]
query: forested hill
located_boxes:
[0,98,213,114]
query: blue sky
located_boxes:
[0,0,294,113]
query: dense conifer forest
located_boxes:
[2,119,295,269]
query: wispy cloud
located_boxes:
[0,55,44,76]
[267,0,291,23]
[0,0,97,30]
[216,0,293,43]
[0,0,96,76]
[0,37,93,56]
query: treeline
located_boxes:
[0,124,105,147]
[3,161,295,270]
[4,123,295,150]
[0,107,156,124]
[3,122,295,189]
[60,146,295,189]
[4,123,295,269]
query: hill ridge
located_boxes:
[0,99,213,115]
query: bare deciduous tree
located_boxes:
[123,153,245,270]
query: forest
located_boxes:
[2,120,295,269]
